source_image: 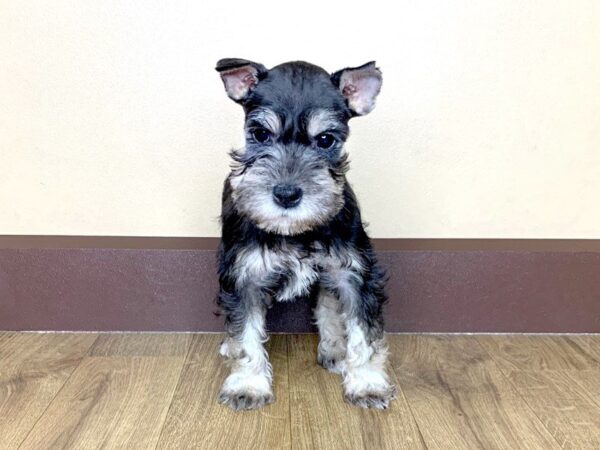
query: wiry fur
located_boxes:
[315,290,347,373]
[228,144,348,236]
[215,59,394,411]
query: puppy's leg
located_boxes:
[218,290,273,411]
[324,249,396,409]
[314,289,346,373]
[342,317,395,409]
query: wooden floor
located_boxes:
[1,333,600,449]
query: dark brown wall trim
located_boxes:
[0,235,221,250]
[1,235,599,333]
[1,235,599,251]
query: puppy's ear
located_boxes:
[215,58,268,102]
[331,62,382,116]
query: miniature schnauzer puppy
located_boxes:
[215,58,396,410]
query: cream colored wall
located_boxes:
[1,1,599,238]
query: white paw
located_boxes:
[317,350,346,374]
[218,388,274,410]
[343,365,396,409]
[218,373,273,411]
[344,384,397,409]
[317,338,347,373]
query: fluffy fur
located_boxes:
[215,59,395,410]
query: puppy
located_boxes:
[215,59,395,410]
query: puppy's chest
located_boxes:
[275,252,320,302]
[235,245,322,302]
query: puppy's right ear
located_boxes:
[215,58,267,103]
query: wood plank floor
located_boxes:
[1,333,599,449]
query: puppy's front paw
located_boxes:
[218,388,274,411]
[344,384,397,410]
[218,373,274,411]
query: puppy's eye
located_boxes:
[316,133,336,149]
[252,128,271,144]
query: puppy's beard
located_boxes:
[233,193,343,236]
[253,203,314,236]
[229,167,344,236]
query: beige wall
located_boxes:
[1,1,599,238]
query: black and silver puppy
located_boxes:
[215,58,395,410]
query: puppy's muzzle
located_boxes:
[273,184,303,208]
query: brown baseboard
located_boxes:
[1,236,599,332]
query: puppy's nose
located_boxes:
[273,184,303,208]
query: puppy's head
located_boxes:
[216,58,382,236]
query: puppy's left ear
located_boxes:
[215,58,268,103]
[331,62,382,116]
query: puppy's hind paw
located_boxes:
[317,352,345,374]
